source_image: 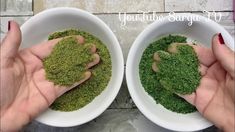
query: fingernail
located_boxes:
[8,21,11,31]
[218,33,225,44]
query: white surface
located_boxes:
[20,7,124,127]
[126,13,234,131]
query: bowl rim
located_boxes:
[126,13,234,131]
[20,7,124,127]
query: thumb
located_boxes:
[212,33,235,78]
[1,21,22,59]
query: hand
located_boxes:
[180,34,235,132]
[0,21,99,131]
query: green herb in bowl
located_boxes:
[139,35,200,114]
[44,29,112,111]
[152,43,201,95]
[43,36,95,86]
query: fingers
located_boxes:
[67,71,91,89]
[153,52,161,61]
[212,33,235,78]
[152,52,161,72]
[205,62,226,82]
[29,35,85,60]
[29,38,62,59]
[86,53,100,69]
[89,44,97,53]
[75,35,85,44]
[57,71,92,96]
[156,50,170,59]
[152,52,160,72]
[152,62,159,72]
[178,93,196,106]
[177,77,217,110]
[32,36,99,98]
[168,43,216,67]
[48,33,85,43]
[151,51,170,72]
[168,43,187,53]
[199,64,208,76]
[34,69,91,105]
[86,44,100,69]
[57,71,91,96]
[191,45,216,67]
[1,21,21,59]
[152,44,186,72]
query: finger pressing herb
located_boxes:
[47,29,112,112]
[139,35,197,114]
[43,36,94,86]
[155,44,201,95]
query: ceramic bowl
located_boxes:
[21,7,124,127]
[126,14,234,131]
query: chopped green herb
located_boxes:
[47,29,112,111]
[157,44,201,94]
[43,37,93,86]
[139,35,197,114]
[48,29,83,40]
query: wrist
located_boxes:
[1,108,27,131]
[220,115,235,132]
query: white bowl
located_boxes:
[21,7,124,127]
[126,14,234,131]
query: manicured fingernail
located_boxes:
[218,33,225,44]
[8,21,11,31]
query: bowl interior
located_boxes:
[21,8,124,127]
[126,14,234,131]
